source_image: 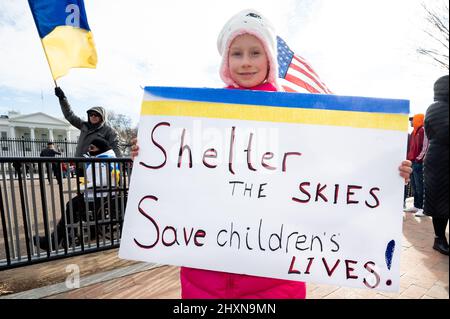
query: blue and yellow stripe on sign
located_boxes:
[28,0,97,80]
[141,87,410,131]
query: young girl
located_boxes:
[131,9,413,299]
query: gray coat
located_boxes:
[59,98,122,157]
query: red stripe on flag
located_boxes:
[294,55,333,94]
[282,85,297,93]
[294,55,320,78]
[289,63,329,94]
[285,74,320,93]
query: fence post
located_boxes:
[0,179,12,266]
[17,163,32,261]
[64,138,68,155]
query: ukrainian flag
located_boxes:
[28,0,97,80]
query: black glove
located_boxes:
[54,87,66,99]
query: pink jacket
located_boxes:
[180,82,306,299]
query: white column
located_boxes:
[9,125,16,138]
[49,128,54,141]
[29,127,36,154]
[66,130,71,140]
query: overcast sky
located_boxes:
[0,0,447,126]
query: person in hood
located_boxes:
[130,9,413,299]
[423,75,449,255]
[54,86,122,158]
[34,138,120,251]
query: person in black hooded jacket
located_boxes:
[423,75,449,255]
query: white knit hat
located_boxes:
[217,9,280,89]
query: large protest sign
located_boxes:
[119,87,409,292]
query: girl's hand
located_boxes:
[130,137,139,161]
[399,160,412,183]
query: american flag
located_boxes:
[277,36,332,94]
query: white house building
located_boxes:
[0,111,79,141]
[0,111,80,157]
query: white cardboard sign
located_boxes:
[119,87,409,292]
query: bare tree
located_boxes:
[417,1,449,71]
[107,111,137,156]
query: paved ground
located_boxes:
[1,198,448,299]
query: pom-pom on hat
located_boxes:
[217,9,280,89]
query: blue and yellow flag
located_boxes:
[28,0,97,80]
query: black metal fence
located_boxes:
[0,137,132,158]
[0,138,78,157]
[0,157,132,270]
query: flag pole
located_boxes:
[38,39,58,87]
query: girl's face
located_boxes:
[228,34,269,88]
